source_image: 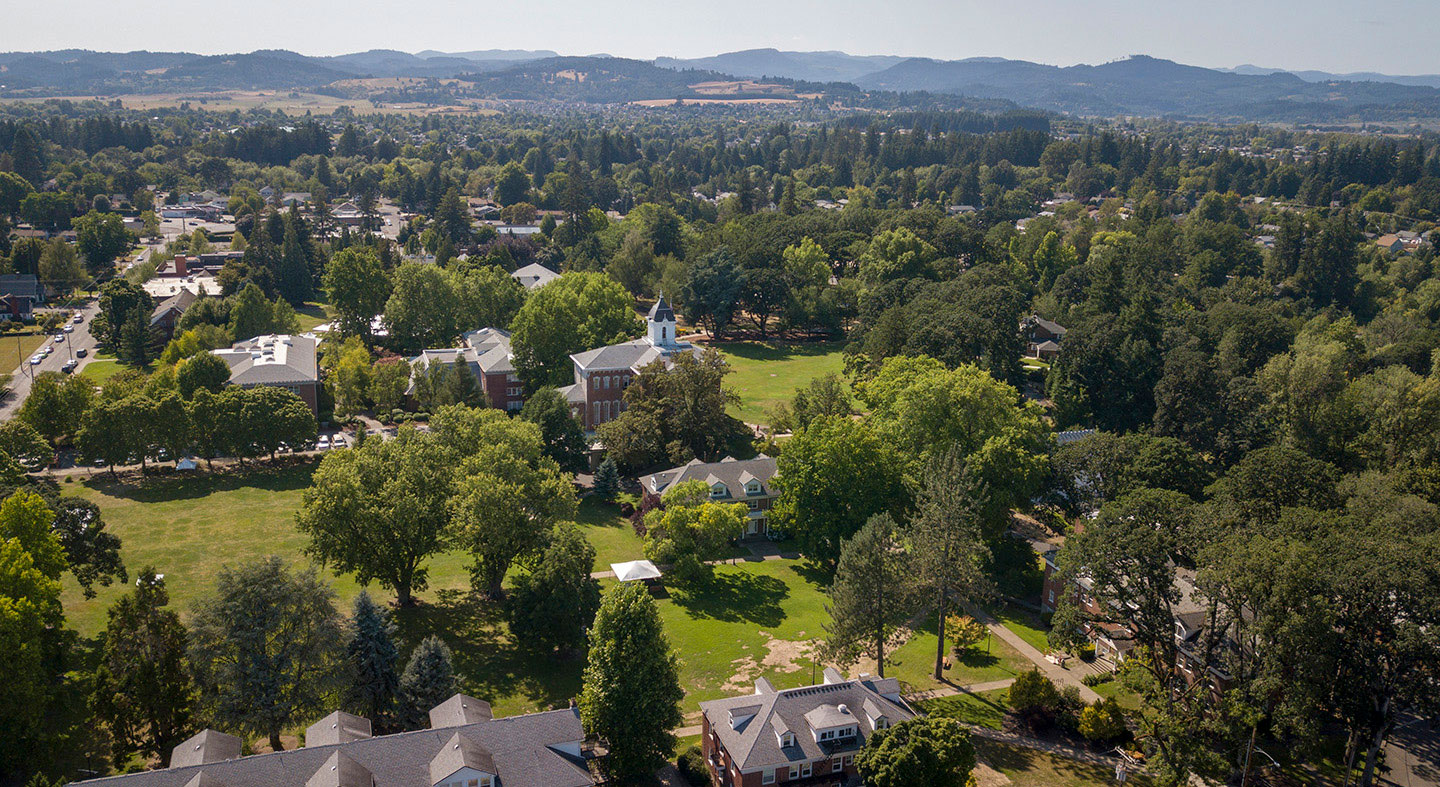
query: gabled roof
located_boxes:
[569,337,700,373]
[429,732,497,784]
[700,676,914,772]
[640,455,777,499]
[304,751,372,787]
[428,693,494,729]
[305,712,372,747]
[171,730,243,768]
[647,294,675,323]
[1021,314,1067,337]
[151,288,199,325]
[0,274,44,301]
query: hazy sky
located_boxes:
[3,0,1436,74]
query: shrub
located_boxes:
[1081,671,1114,687]
[677,745,708,785]
[1008,669,1060,729]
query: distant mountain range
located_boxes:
[3,47,1440,123]
[1223,64,1440,90]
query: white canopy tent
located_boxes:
[610,559,662,583]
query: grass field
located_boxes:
[296,302,330,332]
[886,611,1033,693]
[0,332,48,372]
[918,687,1013,730]
[713,340,848,426]
[975,739,1148,787]
[80,359,125,382]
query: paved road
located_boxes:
[0,302,100,419]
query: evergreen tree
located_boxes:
[343,591,401,731]
[579,583,683,780]
[277,216,312,304]
[397,635,458,730]
[93,570,193,767]
[445,359,484,408]
[821,513,917,679]
[593,456,620,500]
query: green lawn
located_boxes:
[919,688,1012,730]
[714,340,848,426]
[887,612,1033,692]
[573,495,647,569]
[80,359,124,382]
[0,332,47,372]
[296,301,330,332]
[993,602,1052,654]
[975,739,1149,787]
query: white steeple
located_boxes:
[647,293,677,347]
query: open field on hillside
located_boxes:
[713,340,848,426]
[0,332,48,373]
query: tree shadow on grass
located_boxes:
[81,462,318,503]
[716,340,846,364]
[789,560,835,591]
[670,570,788,627]
[394,588,582,714]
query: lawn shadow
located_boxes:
[713,339,847,364]
[956,649,1005,673]
[789,560,834,591]
[671,570,788,627]
[394,588,582,714]
[81,462,318,503]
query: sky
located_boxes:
[3,0,1437,75]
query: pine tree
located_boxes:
[397,635,458,730]
[593,456,620,500]
[278,217,312,304]
[821,513,917,679]
[445,359,483,408]
[579,583,683,780]
[343,592,401,731]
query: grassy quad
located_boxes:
[712,340,848,426]
[0,332,49,372]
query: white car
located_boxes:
[28,356,40,366]
[315,435,331,451]
[63,325,73,333]
[52,334,64,343]
[331,434,348,448]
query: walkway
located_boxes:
[963,603,1101,703]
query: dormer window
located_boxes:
[710,484,727,499]
[746,480,762,495]
[874,716,890,730]
[778,731,795,748]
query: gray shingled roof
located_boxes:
[151,288,199,325]
[171,730,242,768]
[647,294,675,323]
[213,335,319,387]
[303,751,371,787]
[429,732,497,784]
[699,676,915,772]
[510,263,559,290]
[74,706,590,787]
[428,694,493,729]
[641,455,777,499]
[0,274,44,302]
[305,712,372,747]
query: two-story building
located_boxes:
[699,669,916,787]
[559,295,703,431]
[410,328,526,412]
[70,693,599,787]
[640,455,779,540]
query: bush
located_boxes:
[1080,671,1114,687]
[1008,669,1061,729]
[677,745,708,785]
[1079,698,1127,744]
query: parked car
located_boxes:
[53,334,64,343]
[76,348,88,358]
[62,360,77,374]
[72,314,83,324]
[316,435,331,451]
[28,356,40,366]
[331,434,348,448]
[63,325,73,333]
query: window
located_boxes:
[762,770,776,785]
[819,729,833,741]
[874,716,889,730]
[800,762,812,777]
[746,481,761,495]
[843,754,854,766]
[832,758,843,773]
[748,500,761,510]
[789,765,799,779]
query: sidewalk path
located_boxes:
[964,603,1101,704]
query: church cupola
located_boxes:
[647,293,678,347]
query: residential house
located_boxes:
[1020,315,1067,358]
[279,192,312,207]
[0,274,44,321]
[560,295,703,430]
[150,288,199,339]
[946,204,977,216]
[1375,234,1406,253]
[212,334,321,413]
[410,328,525,412]
[69,694,598,787]
[510,263,559,290]
[1040,552,1233,694]
[640,455,779,540]
[699,669,916,787]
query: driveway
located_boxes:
[0,301,100,419]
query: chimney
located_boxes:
[174,255,189,276]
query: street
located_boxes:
[0,301,101,419]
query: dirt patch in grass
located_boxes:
[722,632,816,691]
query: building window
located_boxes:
[748,500,760,511]
[843,754,854,766]
[789,765,799,779]
[832,758,843,773]
[800,763,812,778]
[762,770,776,785]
